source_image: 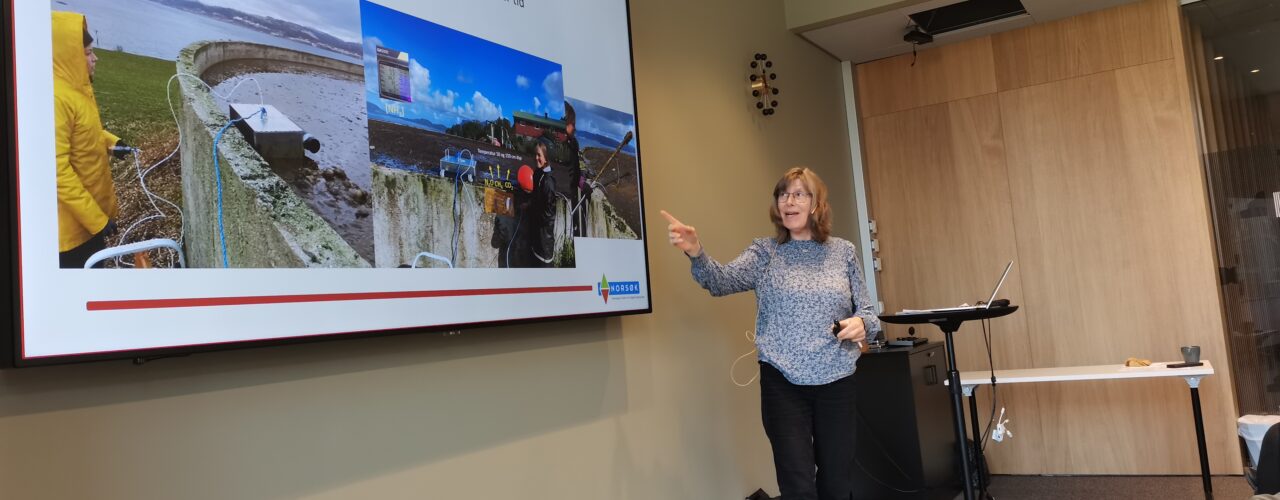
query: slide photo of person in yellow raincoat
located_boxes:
[52,11,129,268]
[49,1,374,269]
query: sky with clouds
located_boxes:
[360,0,563,127]
[566,97,635,145]
[205,0,363,42]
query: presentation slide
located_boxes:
[7,0,648,365]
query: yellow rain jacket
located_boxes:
[52,11,120,251]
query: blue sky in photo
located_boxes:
[567,97,636,151]
[360,0,564,127]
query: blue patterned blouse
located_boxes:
[689,237,882,385]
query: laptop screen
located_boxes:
[984,261,1014,308]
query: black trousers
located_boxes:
[58,230,108,269]
[760,361,857,500]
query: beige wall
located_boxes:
[0,0,857,499]
[857,0,1240,475]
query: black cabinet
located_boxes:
[852,342,960,500]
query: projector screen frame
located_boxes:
[3,0,16,368]
[1,0,652,368]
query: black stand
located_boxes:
[1190,383,1213,499]
[880,306,1018,500]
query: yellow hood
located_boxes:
[50,10,120,252]
[51,11,91,95]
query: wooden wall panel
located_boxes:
[855,0,1241,475]
[991,0,1173,91]
[997,60,1235,473]
[856,37,997,118]
[862,95,1046,473]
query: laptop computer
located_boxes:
[898,260,1013,314]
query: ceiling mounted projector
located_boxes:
[903,27,934,45]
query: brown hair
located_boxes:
[769,167,831,244]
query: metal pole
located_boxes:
[1190,387,1213,499]
[968,387,987,498]
[945,329,976,500]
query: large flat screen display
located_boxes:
[4,0,649,366]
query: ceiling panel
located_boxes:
[791,0,1144,63]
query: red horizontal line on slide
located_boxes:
[86,285,594,311]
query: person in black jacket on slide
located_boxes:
[528,141,558,267]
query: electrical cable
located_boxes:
[166,72,264,268]
[908,11,935,68]
[445,163,476,265]
[853,406,923,494]
[117,73,265,267]
[105,73,262,268]
[451,163,476,267]
[155,73,264,177]
[505,211,524,269]
[980,317,999,451]
[730,329,758,387]
[453,166,461,266]
[115,149,184,267]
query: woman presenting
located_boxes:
[662,167,881,500]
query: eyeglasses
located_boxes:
[777,191,812,203]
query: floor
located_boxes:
[951,475,1254,500]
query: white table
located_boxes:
[947,361,1216,499]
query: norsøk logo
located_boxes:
[598,275,641,303]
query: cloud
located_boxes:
[580,116,631,140]
[516,75,530,88]
[361,37,383,93]
[567,98,636,142]
[542,72,564,116]
[426,90,460,114]
[463,91,503,121]
[533,96,542,112]
[362,37,383,63]
[542,72,563,99]
[399,58,463,121]
[410,59,433,102]
[376,56,504,123]
[213,0,362,42]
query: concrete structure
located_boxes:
[371,165,636,268]
[175,41,369,268]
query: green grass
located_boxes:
[92,49,179,146]
[85,49,186,267]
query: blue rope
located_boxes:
[452,167,460,266]
[451,164,475,266]
[212,108,265,268]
